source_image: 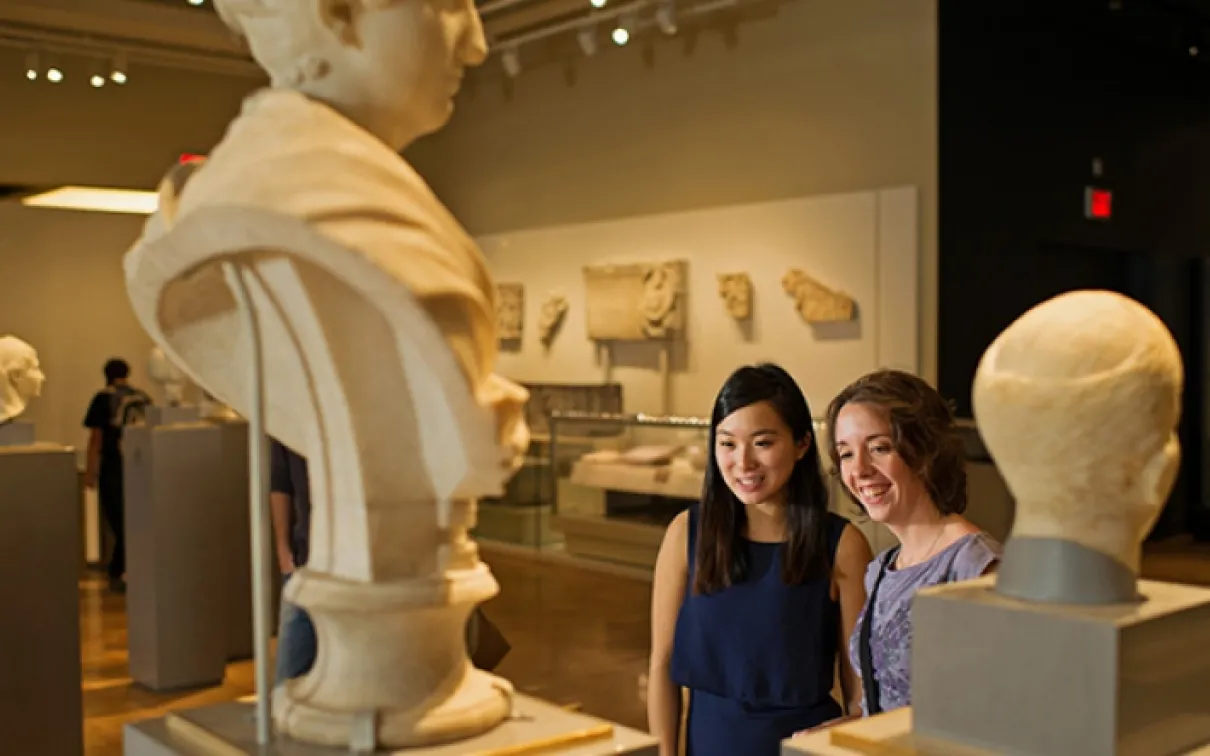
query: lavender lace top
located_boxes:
[847,532,1002,714]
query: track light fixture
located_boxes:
[501,47,521,78]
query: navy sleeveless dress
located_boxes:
[669,505,847,756]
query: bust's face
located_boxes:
[13,356,44,401]
[358,0,487,141]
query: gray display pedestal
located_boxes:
[147,405,201,427]
[0,439,84,756]
[784,575,1210,756]
[125,422,229,691]
[0,419,34,446]
[212,419,254,661]
[125,694,658,755]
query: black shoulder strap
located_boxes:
[859,546,898,715]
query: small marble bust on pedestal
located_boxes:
[786,291,1210,756]
[0,335,45,445]
[148,346,190,407]
[975,289,1183,604]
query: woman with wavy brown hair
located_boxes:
[647,363,872,755]
[825,369,1001,720]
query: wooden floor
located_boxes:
[80,538,1210,755]
[80,550,650,755]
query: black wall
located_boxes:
[937,0,1210,538]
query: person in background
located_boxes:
[647,363,872,756]
[83,358,151,594]
[270,437,316,681]
[825,369,1002,720]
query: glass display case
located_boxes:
[547,411,710,569]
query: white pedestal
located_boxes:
[0,442,83,755]
[124,422,229,690]
[124,694,658,755]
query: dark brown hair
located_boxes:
[824,369,967,516]
[693,363,831,595]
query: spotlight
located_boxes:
[23,52,37,81]
[90,73,106,87]
[111,52,128,84]
[655,1,678,35]
[187,0,204,5]
[590,0,607,7]
[46,67,63,83]
[611,26,630,45]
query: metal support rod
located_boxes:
[221,260,274,746]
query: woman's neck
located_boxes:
[744,496,788,542]
[885,500,953,567]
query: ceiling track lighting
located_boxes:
[501,47,521,78]
[489,0,742,75]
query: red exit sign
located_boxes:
[1084,186,1112,220]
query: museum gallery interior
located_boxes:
[4,0,1210,753]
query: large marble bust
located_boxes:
[122,0,527,749]
[0,336,45,425]
[973,290,1182,604]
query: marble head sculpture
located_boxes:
[122,0,529,750]
[0,336,45,425]
[973,290,1182,605]
[147,346,191,406]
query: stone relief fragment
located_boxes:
[716,272,752,320]
[538,293,568,347]
[782,268,856,322]
[495,282,524,341]
[583,260,687,340]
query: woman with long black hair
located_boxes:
[647,363,871,756]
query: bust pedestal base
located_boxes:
[125,695,659,755]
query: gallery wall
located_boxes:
[410,0,939,379]
[481,187,918,418]
[0,0,937,452]
[0,48,259,454]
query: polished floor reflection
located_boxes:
[81,538,1210,755]
[81,550,650,755]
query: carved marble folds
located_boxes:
[538,293,568,346]
[716,272,752,320]
[781,268,855,322]
[0,335,45,424]
[496,282,524,342]
[584,260,687,340]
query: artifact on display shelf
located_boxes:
[786,290,1210,756]
[781,268,855,322]
[148,345,192,406]
[120,0,654,752]
[495,282,524,342]
[538,292,569,346]
[520,382,624,437]
[583,260,687,340]
[716,272,752,320]
[0,335,45,425]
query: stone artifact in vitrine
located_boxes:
[781,268,855,322]
[496,282,524,342]
[716,272,752,320]
[0,335,45,425]
[122,0,533,750]
[584,260,687,340]
[538,292,568,346]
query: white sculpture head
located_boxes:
[717,273,752,320]
[213,0,488,151]
[148,345,190,406]
[973,290,1182,579]
[0,336,45,424]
